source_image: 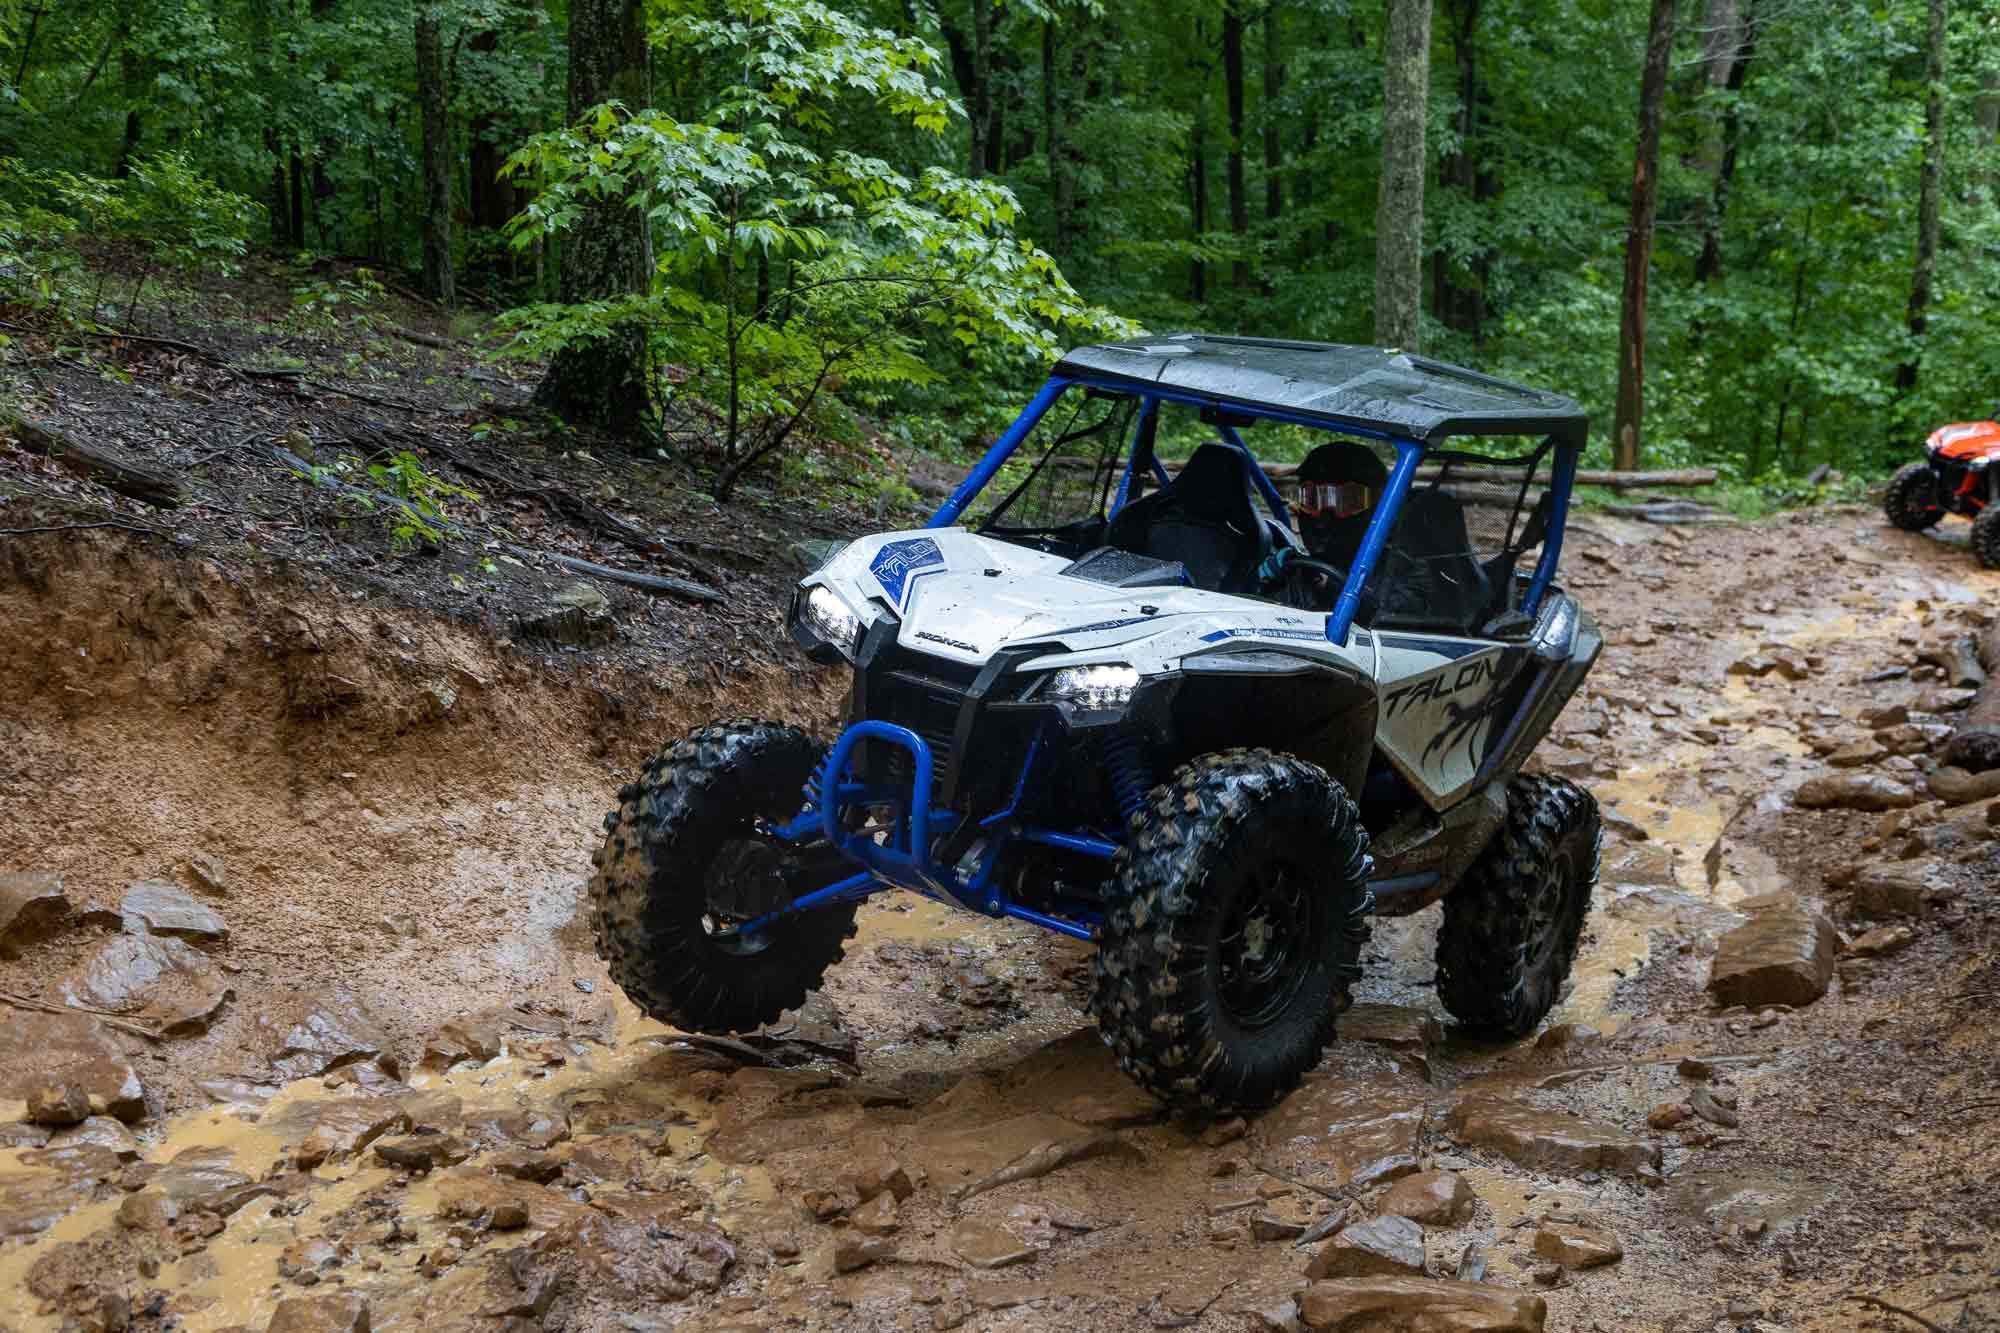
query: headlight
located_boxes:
[801,585,864,658]
[1971,456,1990,472]
[1047,663,1141,710]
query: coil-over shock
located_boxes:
[1099,730,1153,823]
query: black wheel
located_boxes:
[1435,773,1600,1039]
[589,718,857,1033]
[1091,749,1372,1114]
[1971,506,2000,569]
[1883,462,1944,532]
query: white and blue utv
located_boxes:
[590,335,1603,1113]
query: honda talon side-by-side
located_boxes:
[589,334,1605,1114]
[1884,414,2000,567]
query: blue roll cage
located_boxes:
[732,374,1576,947]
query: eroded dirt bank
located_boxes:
[1,511,1997,1333]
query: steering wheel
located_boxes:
[1277,556,1348,610]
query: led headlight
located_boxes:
[801,584,865,658]
[1971,456,1990,472]
[1047,663,1141,710]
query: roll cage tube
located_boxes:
[928,376,1073,527]
[1325,439,1422,644]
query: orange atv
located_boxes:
[1884,417,2000,567]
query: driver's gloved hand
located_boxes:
[1256,547,1292,584]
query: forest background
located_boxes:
[2,0,1997,507]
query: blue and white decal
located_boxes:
[1199,626,1328,643]
[869,537,947,609]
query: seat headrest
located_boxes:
[1175,443,1258,521]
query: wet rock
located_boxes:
[1260,1078,1426,1189]
[27,1082,92,1126]
[834,1235,896,1273]
[0,1122,50,1149]
[1251,1213,1309,1242]
[801,1188,848,1221]
[1445,1098,1661,1179]
[1688,1087,1739,1129]
[265,1291,370,1333]
[60,933,233,1036]
[1532,1024,1604,1059]
[1928,766,2000,806]
[120,881,228,941]
[50,1116,141,1158]
[1728,654,1780,679]
[153,1145,263,1215]
[1849,863,1931,919]
[1295,1277,1545,1331]
[1201,1116,1249,1148]
[489,1149,563,1184]
[0,1144,122,1237]
[1706,897,1838,1009]
[1601,843,1676,887]
[469,1106,571,1151]
[1306,1213,1426,1278]
[116,1189,178,1231]
[288,1097,409,1168]
[422,1012,505,1068]
[259,987,393,1081]
[1845,925,1916,958]
[0,1010,147,1122]
[951,1219,1036,1269]
[1826,741,1888,769]
[845,1153,915,1203]
[1340,1004,1443,1058]
[0,871,69,953]
[1533,1219,1622,1268]
[1059,1086,1163,1128]
[279,1237,343,1284]
[850,1191,900,1236]
[528,1201,734,1301]
[490,1201,530,1231]
[1794,774,1919,812]
[1379,1171,1476,1226]
[1646,1103,1691,1131]
[374,1133,471,1172]
[186,851,229,895]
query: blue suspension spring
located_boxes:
[1100,732,1152,822]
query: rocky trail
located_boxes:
[2,506,1998,1333]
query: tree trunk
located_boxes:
[1189,71,1209,304]
[1263,5,1283,229]
[1223,0,1249,288]
[1896,0,1947,393]
[415,11,454,304]
[1977,76,1999,205]
[933,0,995,178]
[534,0,653,437]
[1374,0,1432,350]
[1612,0,1677,472]
[288,149,306,247]
[1432,0,1483,337]
[1694,0,1757,284]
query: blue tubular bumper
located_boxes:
[740,721,1107,944]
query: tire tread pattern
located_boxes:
[1884,462,1944,532]
[1435,772,1600,1038]
[588,718,857,1034]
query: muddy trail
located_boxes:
[2,507,1998,1333]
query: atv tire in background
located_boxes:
[1972,506,2000,570]
[1434,773,1600,1038]
[1091,749,1372,1114]
[590,719,856,1033]
[1883,462,1945,532]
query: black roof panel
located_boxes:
[1052,333,1587,446]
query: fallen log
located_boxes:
[1,409,183,508]
[497,544,724,604]
[1940,622,2000,773]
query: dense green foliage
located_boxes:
[2,0,1997,489]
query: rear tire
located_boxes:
[1883,462,1944,531]
[1435,774,1600,1039]
[1972,506,2000,569]
[590,718,857,1033]
[1091,749,1372,1114]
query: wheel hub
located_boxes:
[1217,861,1313,1029]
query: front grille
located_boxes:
[861,646,981,803]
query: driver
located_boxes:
[1261,441,1387,608]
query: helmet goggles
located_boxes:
[1295,479,1377,520]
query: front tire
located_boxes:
[590,718,857,1033]
[1091,750,1372,1115]
[1971,505,2000,569]
[1435,774,1600,1039]
[1883,462,1944,531]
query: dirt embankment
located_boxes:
[0,510,1996,1333]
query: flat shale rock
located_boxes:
[1379,1170,1477,1226]
[0,871,69,952]
[1706,897,1837,1008]
[0,1009,147,1122]
[1296,1277,1546,1331]
[1259,1077,1426,1189]
[60,932,233,1035]
[1793,774,1918,812]
[951,1219,1037,1269]
[259,986,393,1081]
[120,881,228,940]
[1848,863,1931,919]
[1306,1213,1426,1278]
[1444,1098,1660,1178]
[265,1291,371,1333]
[1532,1219,1623,1268]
